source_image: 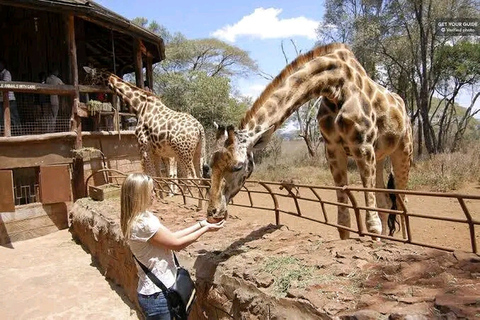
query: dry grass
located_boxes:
[253,140,480,192]
[409,143,480,191]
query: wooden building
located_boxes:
[0,0,165,245]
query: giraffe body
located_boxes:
[206,43,413,239]
[84,67,207,209]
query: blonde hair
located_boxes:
[120,173,154,240]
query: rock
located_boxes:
[333,264,354,276]
[356,259,369,269]
[323,301,348,315]
[389,313,429,320]
[339,309,382,320]
[434,294,480,318]
[453,250,480,263]
[311,256,336,268]
[254,272,274,288]
[397,296,435,304]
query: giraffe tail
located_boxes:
[199,124,210,179]
[387,172,400,236]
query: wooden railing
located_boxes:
[0,81,135,136]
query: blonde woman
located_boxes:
[120,173,224,319]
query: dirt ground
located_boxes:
[1,182,479,319]
[0,229,139,320]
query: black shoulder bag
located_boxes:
[134,253,197,320]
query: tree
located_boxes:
[317,0,480,155]
[434,42,480,151]
[316,0,385,78]
[131,18,258,132]
[161,37,258,78]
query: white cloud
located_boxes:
[242,83,266,99]
[212,8,319,42]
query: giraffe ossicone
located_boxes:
[206,43,413,240]
[83,66,209,209]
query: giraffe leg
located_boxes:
[151,154,165,199]
[139,143,156,178]
[353,144,382,238]
[375,159,389,235]
[161,157,176,197]
[193,142,205,211]
[325,144,350,239]
[390,142,412,240]
[178,158,203,210]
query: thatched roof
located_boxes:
[1,0,165,72]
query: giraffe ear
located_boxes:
[251,125,275,151]
[214,122,227,148]
[225,125,236,146]
[83,66,95,75]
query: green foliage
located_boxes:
[163,37,258,77]
[131,17,257,133]
[156,71,247,129]
[435,42,480,85]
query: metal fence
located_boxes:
[86,169,480,254]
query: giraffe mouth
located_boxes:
[207,217,225,224]
[207,211,228,224]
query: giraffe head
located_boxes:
[83,66,112,88]
[206,122,274,222]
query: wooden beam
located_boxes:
[66,14,85,200]
[134,38,144,88]
[0,82,75,95]
[78,85,112,93]
[146,55,153,91]
[66,14,81,148]
[2,92,11,137]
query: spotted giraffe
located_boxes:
[206,43,413,239]
[83,67,208,209]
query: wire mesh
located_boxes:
[1,92,71,135]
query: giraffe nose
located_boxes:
[208,208,217,216]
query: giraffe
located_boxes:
[206,43,413,239]
[83,67,208,209]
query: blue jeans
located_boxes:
[137,291,171,320]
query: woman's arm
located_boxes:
[173,220,207,238]
[148,221,224,251]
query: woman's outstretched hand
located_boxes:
[200,219,225,232]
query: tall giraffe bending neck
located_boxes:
[240,43,351,136]
[207,42,413,241]
[106,75,161,116]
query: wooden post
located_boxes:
[66,14,84,200]
[134,39,144,88]
[146,55,153,90]
[2,92,11,137]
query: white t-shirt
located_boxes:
[128,211,177,295]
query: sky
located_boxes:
[95,0,478,113]
[95,0,323,98]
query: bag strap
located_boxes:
[172,252,180,268]
[133,251,181,292]
[133,255,169,293]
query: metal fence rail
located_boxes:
[85,169,480,254]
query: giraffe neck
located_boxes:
[240,44,353,143]
[107,74,156,115]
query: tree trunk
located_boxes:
[417,115,423,157]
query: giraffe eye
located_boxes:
[231,162,244,172]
